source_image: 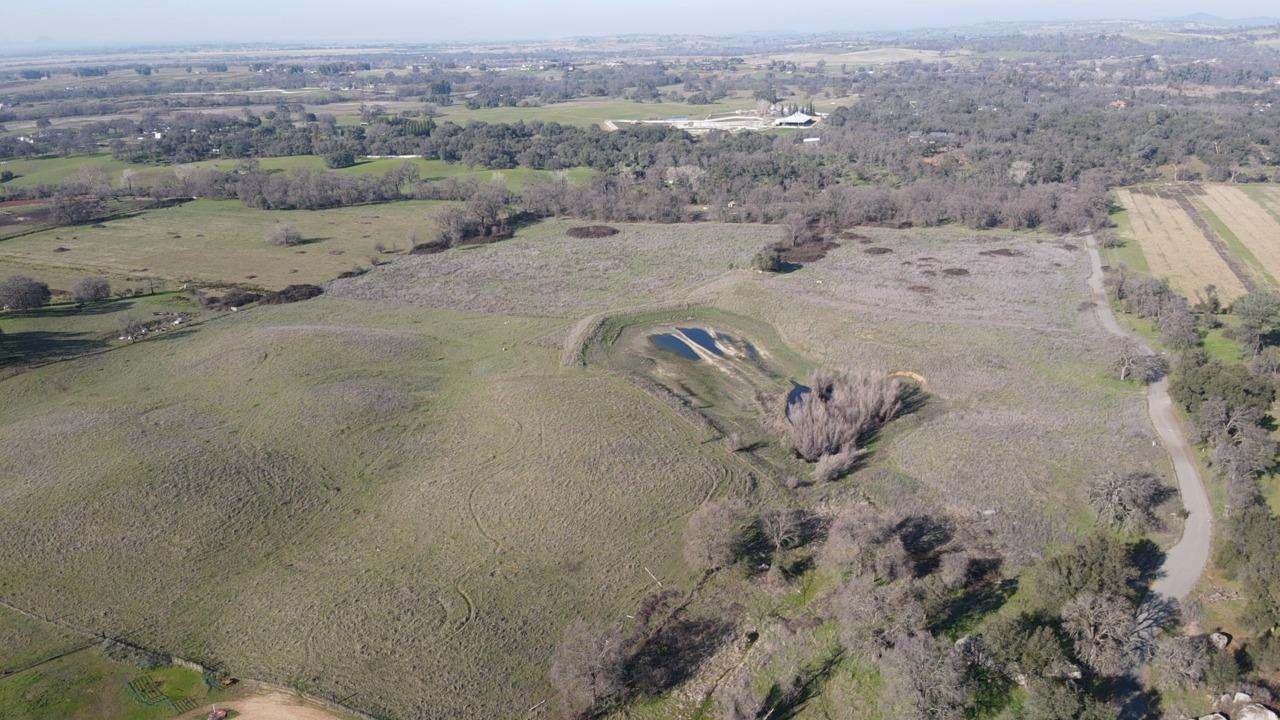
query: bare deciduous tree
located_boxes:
[939,551,972,589]
[266,222,303,246]
[549,619,625,719]
[828,577,925,661]
[1061,592,1138,677]
[1153,635,1211,690]
[683,498,749,573]
[1112,341,1167,384]
[778,371,901,463]
[0,275,52,311]
[1087,471,1170,533]
[760,508,804,559]
[71,276,111,304]
[1195,397,1261,446]
[881,632,973,720]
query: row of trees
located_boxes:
[0,275,110,310]
[1106,274,1280,696]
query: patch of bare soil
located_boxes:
[863,247,893,255]
[942,268,970,276]
[566,224,620,238]
[179,690,347,720]
[978,248,1023,257]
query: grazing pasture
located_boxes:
[713,228,1169,558]
[0,296,751,719]
[0,199,449,289]
[329,218,780,316]
[0,218,1163,717]
[1113,187,1248,301]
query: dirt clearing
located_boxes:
[180,690,347,720]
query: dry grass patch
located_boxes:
[714,228,1167,560]
[0,199,447,290]
[1196,184,1280,282]
[329,218,779,317]
[1115,188,1247,301]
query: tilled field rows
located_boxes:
[1116,188,1247,301]
[1196,184,1280,284]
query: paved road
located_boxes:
[1084,236,1212,601]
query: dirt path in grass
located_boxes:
[179,689,349,720]
[1085,235,1211,601]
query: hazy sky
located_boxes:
[2,0,1277,47]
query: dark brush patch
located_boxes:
[567,225,620,238]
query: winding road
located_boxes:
[1084,235,1212,601]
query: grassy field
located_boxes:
[0,155,138,189]
[0,217,1165,717]
[0,293,753,718]
[718,229,1168,559]
[0,199,451,290]
[0,153,590,191]
[0,604,214,720]
[0,292,200,369]
[328,218,780,316]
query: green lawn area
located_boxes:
[1105,208,1151,273]
[0,648,209,720]
[1,604,214,720]
[0,155,136,189]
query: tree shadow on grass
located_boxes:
[625,616,734,697]
[5,298,140,320]
[766,649,844,720]
[928,577,1019,636]
[0,330,107,367]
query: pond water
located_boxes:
[649,333,700,360]
[677,327,724,357]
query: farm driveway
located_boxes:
[1086,235,1212,601]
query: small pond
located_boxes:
[649,333,700,360]
[677,327,724,357]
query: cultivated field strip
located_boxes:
[1116,188,1248,301]
[1196,184,1280,283]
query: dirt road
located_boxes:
[180,689,349,720]
[1084,236,1212,601]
